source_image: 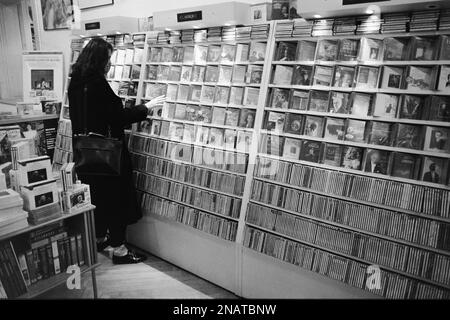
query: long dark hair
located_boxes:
[71,38,113,79]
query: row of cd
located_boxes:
[245,200,450,287]
[129,135,249,174]
[244,227,449,299]
[248,183,450,251]
[130,152,245,196]
[139,192,238,241]
[255,157,450,218]
[132,171,242,219]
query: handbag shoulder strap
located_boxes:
[81,85,88,135]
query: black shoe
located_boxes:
[96,235,111,252]
[112,250,147,265]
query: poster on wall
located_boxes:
[40,0,75,30]
[78,0,114,10]
[271,0,301,20]
[22,52,64,103]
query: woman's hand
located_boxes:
[145,95,166,115]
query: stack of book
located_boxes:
[251,24,270,40]
[236,26,252,41]
[275,20,294,38]
[439,10,450,30]
[114,34,126,46]
[222,26,236,41]
[207,27,222,42]
[181,29,195,43]
[146,31,159,44]
[194,29,207,43]
[0,189,28,235]
[132,33,146,46]
[356,15,382,34]
[381,12,410,33]
[169,30,181,44]
[333,17,357,35]
[409,10,439,32]
[312,19,334,37]
[157,32,169,44]
[292,19,313,37]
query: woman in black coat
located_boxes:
[69,38,165,264]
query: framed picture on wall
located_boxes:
[40,0,75,30]
[78,0,114,10]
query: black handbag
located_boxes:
[73,86,123,177]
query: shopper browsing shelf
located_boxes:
[68,38,165,264]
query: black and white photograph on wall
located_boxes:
[40,0,74,30]
[31,70,54,90]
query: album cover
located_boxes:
[205,65,219,82]
[166,84,178,101]
[410,36,438,61]
[195,127,210,144]
[177,84,190,101]
[406,66,436,90]
[249,42,267,62]
[308,90,329,112]
[174,104,187,120]
[333,66,355,88]
[191,66,206,82]
[383,37,410,61]
[424,126,450,153]
[284,113,303,135]
[221,44,236,63]
[183,124,196,142]
[209,128,224,146]
[350,93,371,117]
[440,35,450,60]
[225,108,240,127]
[131,65,141,80]
[316,40,339,61]
[145,83,167,99]
[341,146,363,170]
[236,44,250,62]
[292,65,313,86]
[270,88,290,109]
[299,141,321,163]
[197,106,212,123]
[122,65,132,79]
[276,42,297,61]
[381,66,404,89]
[200,85,215,104]
[391,153,419,179]
[116,49,126,64]
[264,111,285,133]
[283,138,302,160]
[162,102,175,119]
[161,47,174,62]
[259,134,284,156]
[313,66,333,87]
[150,120,161,136]
[168,122,184,140]
[364,149,389,175]
[218,65,233,83]
[421,156,448,185]
[214,86,230,105]
[146,66,158,80]
[107,66,115,79]
[212,107,227,125]
[428,96,450,122]
[207,45,222,62]
[244,88,260,107]
[322,144,343,166]
[324,118,345,141]
[148,48,161,63]
[296,40,317,61]
[247,65,263,84]
[194,45,208,64]
[290,90,309,110]
[373,93,399,118]
[338,39,359,61]
[437,65,450,92]
[172,47,184,63]
[117,82,130,96]
[395,124,422,150]
[345,120,366,143]
[188,85,202,102]
[224,129,237,148]
[168,66,182,81]
[355,66,379,89]
[304,116,324,138]
[184,105,199,121]
[368,121,393,146]
[232,65,247,83]
[183,46,194,63]
[399,95,424,119]
[230,87,244,105]
[156,65,170,81]
[359,38,383,61]
[272,65,293,85]
[329,92,350,114]
[114,65,123,80]
[239,109,256,128]
[236,131,253,152]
